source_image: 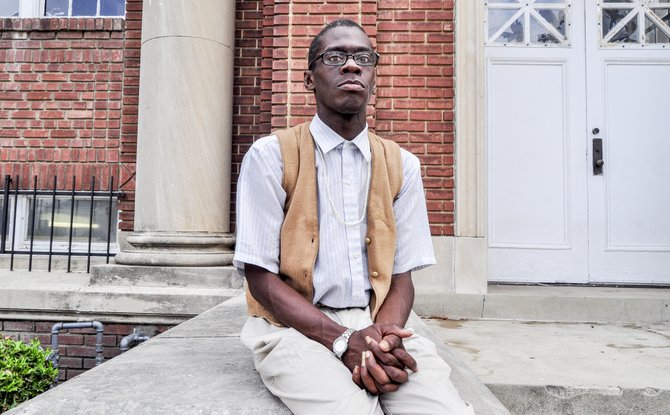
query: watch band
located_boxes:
[340,327,355,342]
[333,327,356,359]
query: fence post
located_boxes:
[1,175,10,253]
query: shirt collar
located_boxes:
[309,115,371,162]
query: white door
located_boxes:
[486,0,670,284]
[586,1,670,283]
[486,1,589,283]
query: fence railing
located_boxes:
[1,175,125,273]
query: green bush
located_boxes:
[0,337,59,413]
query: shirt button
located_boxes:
[371,271,379,278]
[353,254,360,259]
[365,237,371,244]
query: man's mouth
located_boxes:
[337,80,366,90]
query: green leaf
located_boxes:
[0,337,58,411]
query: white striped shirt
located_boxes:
[233,115,435,309]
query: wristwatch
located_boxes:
[332,327,356,360]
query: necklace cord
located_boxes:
[314,139,371,227]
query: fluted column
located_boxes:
[115,0,235,266]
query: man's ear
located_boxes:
[304,71,315,92]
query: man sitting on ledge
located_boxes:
[233,18,474,415]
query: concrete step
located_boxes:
[0,269,241,324]
[90,263,244,289]
[424,318,670,415]
[416,284,670,324]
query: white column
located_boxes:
[115,0,236,266]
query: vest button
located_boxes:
[371,271,379,278]
[365,237,371,244]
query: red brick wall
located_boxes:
[376,0,455,235]
[231,0,456,235]
[1,0,455,237]
[0,319,172,381]
[117,0,142,232]
[232,0,267,232]
[0,0,142,232]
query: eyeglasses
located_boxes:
[310,50,380,68]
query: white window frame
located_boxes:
[15,0,45,17]
[485,0,572,47]
[599,0,670,49]
[11,0,124,18]
[1,194,119,255]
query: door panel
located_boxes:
[586,1,670,283]
[605,63,670,250]
[489,61,571,249]
[486,1,588,282]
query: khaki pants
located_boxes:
[241,307,475,415]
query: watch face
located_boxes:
[334,338,346,354]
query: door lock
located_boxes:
[593,138,604,175]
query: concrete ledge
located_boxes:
[9,295,509,415]
[0,254,109,273]
[91,264,244,289]
[415,284,670,323]
[0,270,241,325]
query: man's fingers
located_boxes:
[352,365,363,389]
[365,336,402,368]
[391,347,418,372]
[377,382,400,394]
[378,334,403,352]
[364,350,392,386]
[381,363,409,384]
[360,352,380,395]
[380,324,414,340]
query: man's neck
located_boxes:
[316,110,367,141]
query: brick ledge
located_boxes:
[1,17,125,32]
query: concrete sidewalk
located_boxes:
[425,318,670,414]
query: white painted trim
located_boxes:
[450,1,489,293]
[455,0,486,239]
[413,236,488,295]
[18,0,42,17]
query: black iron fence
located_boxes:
[1,175,124,273]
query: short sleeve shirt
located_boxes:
[233,115,435,308]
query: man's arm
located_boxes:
[245,264,347,349]
[245,264,416,394]
[375,271,414,327]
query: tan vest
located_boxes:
[245,122,403,326]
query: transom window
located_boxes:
[601,0,670,47]
[486,0,571,47]
[0,0,125,18]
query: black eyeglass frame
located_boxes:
[309,50,381,69]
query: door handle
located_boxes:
[593,138,603,175]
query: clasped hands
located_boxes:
[342,323,417,395]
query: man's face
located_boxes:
[304,26,376,118]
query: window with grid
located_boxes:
[486,0,571,46]
[601,0,670,47]
[1,194,119,254]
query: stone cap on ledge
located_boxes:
[9,295,509,415]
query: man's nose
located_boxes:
[340,56,362,73]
